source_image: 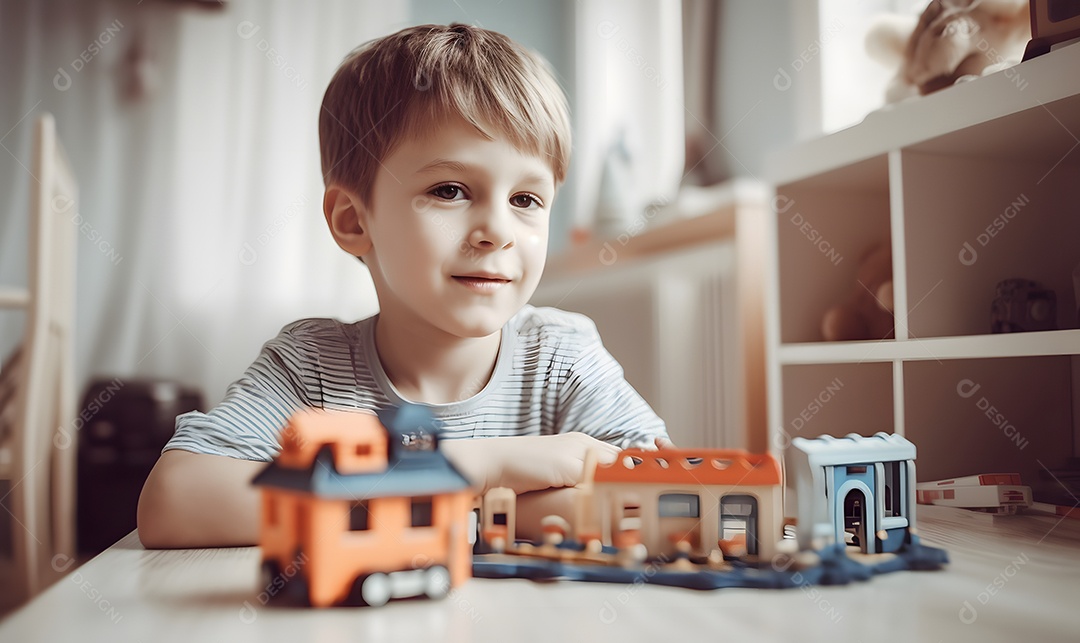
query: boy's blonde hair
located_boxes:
[319,23,572,205]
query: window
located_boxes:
[493,512,508,526]
[350,500,370,531]
[883,461,903,517]
[411,497,433,528]
[658,493,700,518]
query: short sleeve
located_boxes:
[554,316,669,450]
[162,320,319,461]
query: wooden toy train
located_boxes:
[252,405,947,607]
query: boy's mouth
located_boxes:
[452,273,512,292]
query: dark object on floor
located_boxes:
[76,378,203,555]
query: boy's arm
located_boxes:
[137,450,265,548]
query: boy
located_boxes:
[137,23,669,548]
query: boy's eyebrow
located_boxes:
[416,158,470,175]
[416,158,552,186]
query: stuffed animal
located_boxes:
[866,0,1031,103]
[822,243,895,342]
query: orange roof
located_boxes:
[277,409,388,474]
[593,448,782,486]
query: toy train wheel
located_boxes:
[259,560,282,591]
[424,566,450,599]
[360,572,391,607]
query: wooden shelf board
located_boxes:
[767,42,1080,186]
[778,329,1080,364]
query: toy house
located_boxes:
[583,448,784,561]
[252,406,474,607]
[789,433,917,555]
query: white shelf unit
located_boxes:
[765,43,1080,499]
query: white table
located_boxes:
[1,505,1077,642]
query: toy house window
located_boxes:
[847,466,867,475]
[493,512,508,526]
[412,497,434,528]
[883,461,903,517]
[350,500,370,531]
[659,493,700,518]
[355,444,371,457]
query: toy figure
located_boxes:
[821,243,895,342]
[866,0,1031,103]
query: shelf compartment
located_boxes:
[776,155,891,344]
[904,356,1077,501]
[899,93,1080,339]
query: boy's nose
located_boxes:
[467,206,515,250]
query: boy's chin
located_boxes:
[441,307,516,339]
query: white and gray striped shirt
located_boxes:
[164,305,668,461]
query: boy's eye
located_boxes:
[430,184,465,201]
[510,193,543,209]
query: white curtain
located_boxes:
[0,0,406,406]
[572,0,685,232]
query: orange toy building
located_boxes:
[581,448,784,561]
[253,407,474,607]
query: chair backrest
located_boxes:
[6,113,78,601]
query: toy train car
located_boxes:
[252,406,473,607]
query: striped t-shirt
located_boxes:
[164,305,668,461]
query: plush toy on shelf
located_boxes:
[821,243,895,342]
[865,0,1031,103]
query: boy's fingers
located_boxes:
[592,443,621,465]
[654,437,675,449]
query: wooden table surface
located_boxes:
[1,505,1077,642]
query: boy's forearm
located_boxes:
[514,486,581,543]
[137,450,265,548]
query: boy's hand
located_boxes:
[441,433,621,495]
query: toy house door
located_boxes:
[718,494,759,555]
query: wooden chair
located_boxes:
[0,113,78,603]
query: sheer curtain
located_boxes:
[0,0,405,405]
[571,0,685,233]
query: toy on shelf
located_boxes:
[991,278,1057,333]
[252,405,473,607]
[865,0,1030,103]
[252,406,947,604]
[917,473,1033,515]
[821,243,895,342]
[1024,0,1080,60]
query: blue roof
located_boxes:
[252,403,474,499]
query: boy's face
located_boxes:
[360,116,555,339]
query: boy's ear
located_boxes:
[323,185,372,257]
